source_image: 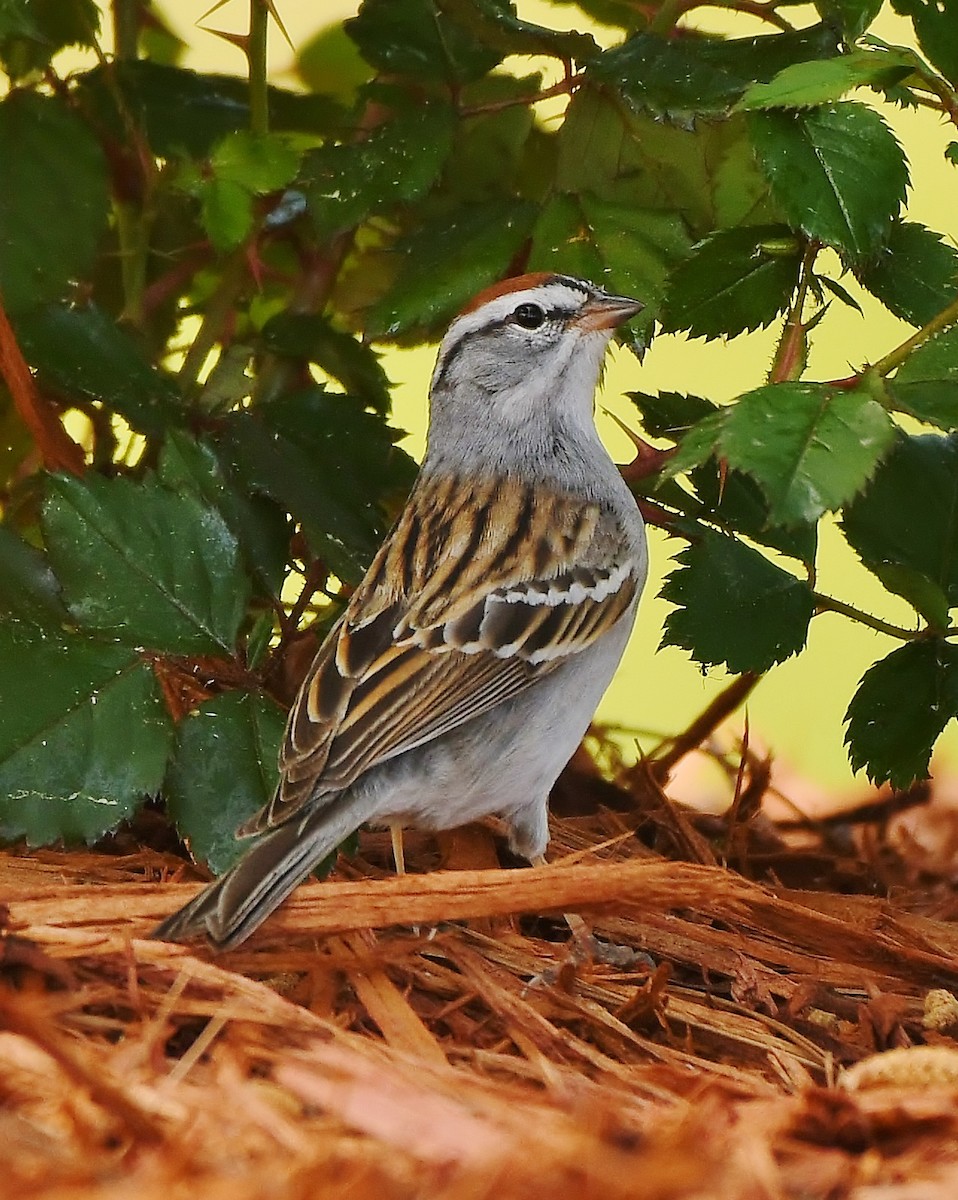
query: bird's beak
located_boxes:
[577,293,645,331]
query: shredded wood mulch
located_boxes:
[3,744,958,1199]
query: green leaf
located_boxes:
[660,529,814,673]
[0,0,43,40]
[305,101,456,238]
[138,8,185,66]
[15,303,180,436]
[0,0,98,79]
[867,563,949,629]
[0,526,67,628]
[260,312,392,413]
[842,433,958,618]
[844,638,958,788]
[76,62,345,159]
[712,130,783,229]
[887,327,958,429]
[815,0,883,38]
[815,274,864,314]
[0,91,108,313]
[891,0,958,84]
[201,176,255,252]
[165,690,284,874]
[748,102,908,259]
[529,195,689,335]
[42,474,250,654]
[664,408,732,478]
[856,221,958,327]
[588,34,749,121]
[717,382,897,525]
[660,224,802,340]
[527,194,606,289]
[577,196,692,315]
[557,92,778,239]
[628,390,717,442]
[217,387,416,582]
[159,431,290,596]
[588,25,840,121]
[438,0,599,62]
[690,463,819,563]
[738,48,912,110]
[212,130,300,193]
[346,0,502,84]
[296,20,373,98]
[365,198,537,338]
[441,73,542,203]
[0,622,172,845]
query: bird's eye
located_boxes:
[512,302,546,329]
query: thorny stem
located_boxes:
[871,292,958,378]
[0,296,85,475]
[910,67,958,130]
[247,0,270,137]
[768,240,820,385]
[649,0,793,34]
[84,15,156,328]
[112,0,142,62]
[649,672,762,778]
[115,203,151,330]
[177,251,248,390]
[252,234,353,404]
[278,558,328,642]
[459,74,582,116]
[178,1,271,391]
[252,90,393,404]
[648,0,689,33]
[697,0,793,29]
[811,591,944,640]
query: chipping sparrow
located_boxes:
[155,272,648,948]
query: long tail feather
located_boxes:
[153,792,364,949]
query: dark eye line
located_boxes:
[510,305,570,329]
[432,301,581,389]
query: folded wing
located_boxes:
[244,473,639,833]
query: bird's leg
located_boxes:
[531,854,594,958]
[389,822,406,876]
[532,854,645,969]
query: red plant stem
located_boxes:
[0,295,84,475]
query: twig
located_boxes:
[648,672,761,778]
[247,0,269,137]
[812,592,930,640]
[872,292,958,378]
[0,295,84,475]
[768,240,820,385]
[458,75,582,117]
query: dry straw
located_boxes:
[3,764,958,1198]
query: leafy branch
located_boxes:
[0,0,957,858]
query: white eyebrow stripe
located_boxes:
[433,280,593,383]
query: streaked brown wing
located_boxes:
[245,473,639,833]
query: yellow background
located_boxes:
[91,3,958,796]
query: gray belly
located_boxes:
[351,608,636,844]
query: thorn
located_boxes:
[636,498,678,530]
[604,407,673,483]
[261,0,294,52]
[200,25,250,53]
[198,0,232,19]
[717,456,728,504]
[602,404,647,451]
[244,241,266,290]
